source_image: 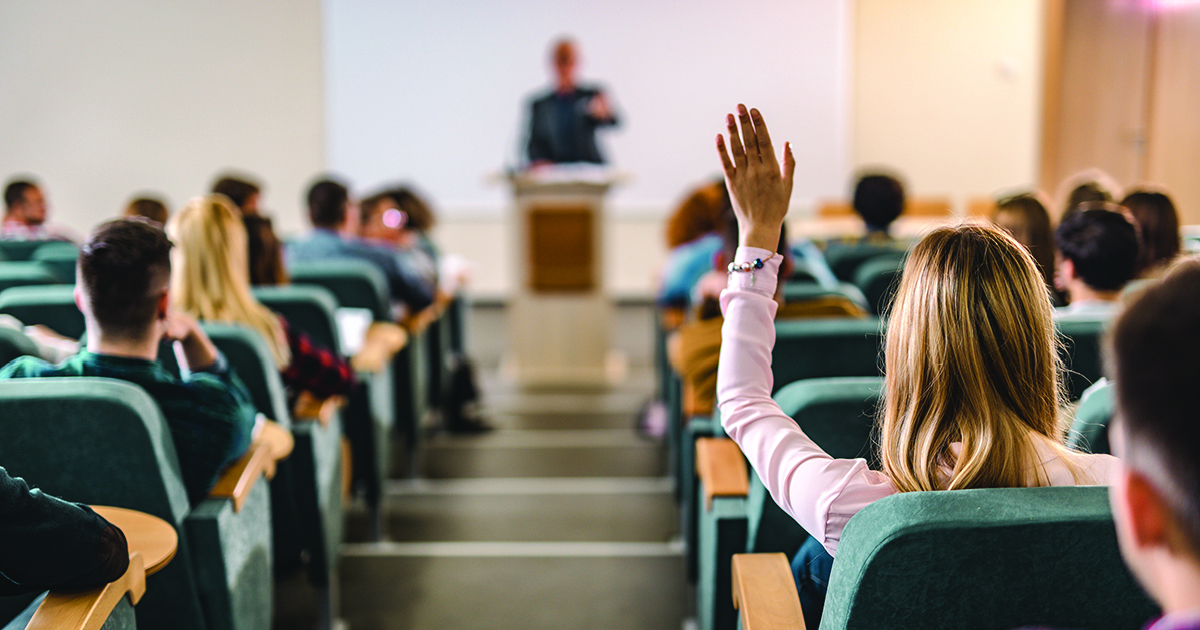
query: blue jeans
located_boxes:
[791,535,834,630]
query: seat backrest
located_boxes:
[289,259,391,321]
[821,486,1158,630]
[851,254,905,317]
[0,261,62,293]
[782,282,869,313]
[0,325,40,366]
[0,284,84,339]
[823,241,908,282]
[0,377,206,630]
[747,378,883,555]
[1067,379,1114,455]
[30,241,80,284]
[0,240,56,262]
[200,322,293,428]
[771,318,884,393]
[253,285,342,355]
[1055,315,1110,401]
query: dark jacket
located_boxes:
[526,85,618,164]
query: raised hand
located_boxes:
[716,105,795,252]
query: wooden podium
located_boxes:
[504,167,623,387]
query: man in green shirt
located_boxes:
[0,218,257,504]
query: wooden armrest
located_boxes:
[27,552,147,630]
[292,391,344,427]
[731,553,806,630]
[351,321,408,374]
[695,437,749,510]
[208,439,273,512]
[402,303,441,335]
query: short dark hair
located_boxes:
[212,175,261,210]
[1110,258,1200,552]
[1121,190,1181,276]
[1054,206,1139,292]
[852,173,905,232]
[244,215,288,286]
[124,197,169,225]
[4,180,37,210]
[306,179,348,229]
[79,219,173,340]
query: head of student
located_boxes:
[852,172,904,235]
[4,179,47,226]
[76,218,173,344]
[666,180,729,249]
[212,175,262,215]
[167,194,290,368]
[881,224,1063,492]
[1054,204,1139,299]
[360,192,412,246]
[1108,258,1200,612]
[992,192,1055,291]
[124,196,169,225]
[1121,189,1181,278]
[389,186,436,233]
[307,178,350,230]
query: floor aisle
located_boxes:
[337,370,685,629]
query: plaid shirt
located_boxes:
[0,350,256,505]
[280,317,355,401]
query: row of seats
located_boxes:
[0,246,463,630]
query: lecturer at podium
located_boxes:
[525,38,619,166]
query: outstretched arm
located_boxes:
[715,104,795,251]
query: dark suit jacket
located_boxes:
[526,85,618,164]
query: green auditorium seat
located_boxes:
[30,241,80,284]
[771,318,884,392]
[0,325,40,366]
[0,378,274,630]
[851,254,904,317]
[0,240,57,262]
[822,241,908,283]
[1055,314,1110,401]
[816,486,1157,630]
[781,282,869,313]
[289,260,391,322]
[0,285,84,339]
[254,285,396,524]
[198,323,344,627]
[1067,379,1114,455]
[0,262,63,293]
[696,377,882,630]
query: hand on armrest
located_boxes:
[695,437,750,510]
[292,391,345,427]
[731,553,806,630]
[27,553,148,630]
[350,321,408,374]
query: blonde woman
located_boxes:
[168,195,354,402]
[714,106,1117,627]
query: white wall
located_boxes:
[853,0,1046,210]
[324,0,852,218]
[0,0,324,236]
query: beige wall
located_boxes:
[0,1,324,236]
[853,0,1046,212]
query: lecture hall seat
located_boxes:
[0,378,275,630]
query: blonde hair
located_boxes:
[880,225,1069,492]
[168,194,291,369]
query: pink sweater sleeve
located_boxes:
[716,246,896,556]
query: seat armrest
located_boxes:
[208,438,275,512]
[351,321,408,374]
[695,437,749,510]
[292,391,345,427]
[731,553,806,630]
[26,552,147,630]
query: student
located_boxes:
[168,195,355,404]
[713,105,1116,629]
[124,196,170,225]
[1054,205,1139,315]
[992,192,1055,297]
[0,218,257,505]
[2,178,78,243]
[1121,189,1181,279]
[286,178,434,315]
[1108,258,1200,630]
[658,180,729,308]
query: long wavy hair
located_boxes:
[167,194,290,369]
[880,225,1071,492]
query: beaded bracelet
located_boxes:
[727,253,776,286]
